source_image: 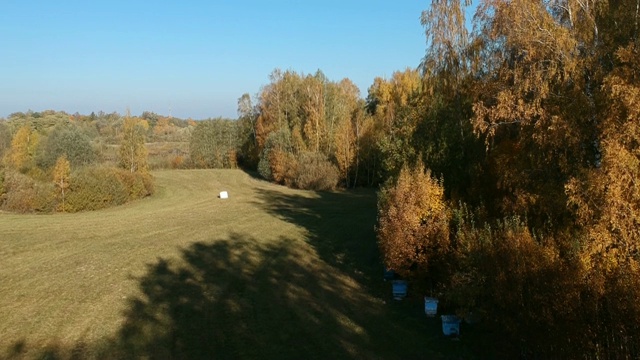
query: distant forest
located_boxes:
[1,0,639,357]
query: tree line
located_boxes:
[0,111,156,212]
[374,0,640,357]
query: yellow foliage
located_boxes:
[119,117,149,173]
[53,155,71,212]
[377,161,450,278]
[4,125,39,173]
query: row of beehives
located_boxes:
[384,269,461,337]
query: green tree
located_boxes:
[237,93,260,167]
[0,121,11,160]
[189,119,238,168]
[37,124,95,169]
[365,69,422,181]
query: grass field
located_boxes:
[0,169,475,359]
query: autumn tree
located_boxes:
[302,72,326,153]
[119,116,149,173]
[53,155,71,212]
[365,69,422,182]
[377,161,450,280]
[415,0,488,203]
[468,0,599,225]
[564,41,640,356]
[4,125,39,173]
[251,69,356,188]
[410,0,640,356]
[332,79,362,187]
[152,116,177,141]
[334,113,356,186]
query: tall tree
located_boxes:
[237,93,259,167]
[119,116,149,173]
[331,79,361,187]
[53,155,71,212]
[302,73,326,153]
[468,0,591,223]
[420,0,470,95]
[4,125,39,173]
[366,69,422,181]
[189,119,238,168]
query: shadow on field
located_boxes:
[252,187,382,287]
[112,233,398,359]
[247,188,476,358]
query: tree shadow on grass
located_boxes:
[7,232,406,359]
[113,233,393,359]
[112,232,461,359]
[251,187,381,287]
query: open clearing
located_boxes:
[0,169,472,359]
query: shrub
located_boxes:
[293,152,339,190]
[37,125,96,169]
[171,155,185,169]
[269,149,298,186]
[258,128,294,182]
[66,167,129,211]
[1,170,55,213]
[139,171,155,196]
[64,167,152,212]
[257,150,273,181]
[116,170,147,199]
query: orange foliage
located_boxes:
[377,161,450,278]
[170,155,185,169]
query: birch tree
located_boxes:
[53,155,70,212]
[119,116,149,173]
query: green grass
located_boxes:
[0,169,476,359]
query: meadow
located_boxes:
[0,169,474,359]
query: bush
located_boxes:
[37,125,96,169]
[171,155,185,169]
[1,170,55,213]
[66,167,128,211]
[116,170,155,199]
[66,167,154,212]
[293,152,339,190]
[258,128,294,182]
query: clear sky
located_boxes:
[0,1,428,120]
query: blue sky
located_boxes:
[0,1,429,119]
